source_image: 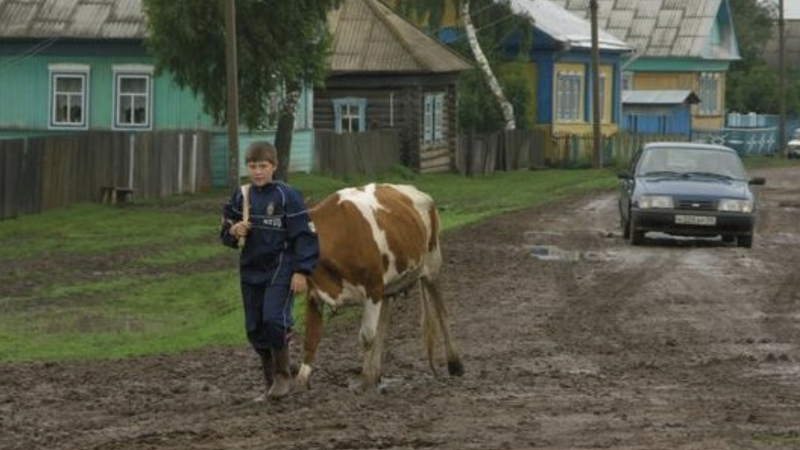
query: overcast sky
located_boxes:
[765,0,800,18]
[785,2,800,18]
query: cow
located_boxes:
[295,183,464,392]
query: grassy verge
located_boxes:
[0,158,793,363]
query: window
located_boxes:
[332,97,367,133]
[423,92,446,145]
[49,64,89,129]
[556,71,583,122]
[621,72,634,91]
[698,72,721,116]
[113,65,153,129]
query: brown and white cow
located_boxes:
[296,183,464,391]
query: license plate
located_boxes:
[675,215,716,226]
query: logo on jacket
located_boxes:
[267,202,275,216]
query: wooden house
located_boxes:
[0,0,471,179]
[320,0,472,173]
[503,0,632,135]
[550,0,741,131]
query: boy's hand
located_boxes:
[291,273,308,294]
[230,221,251,239]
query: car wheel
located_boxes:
[629,217,645,246]
[737,235,753,248]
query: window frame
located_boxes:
[697,72,721,116]
[48,64,90,130]
[112,64,154,130]
[423,92,446,145]
[555,70,584,123]
[332,97,367,133]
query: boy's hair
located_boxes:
[245,141,278,165]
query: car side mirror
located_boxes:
[749,177,766,186]
[617,171,632,180]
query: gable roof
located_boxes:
[0,0,470,75]
[548,0,739,60]
[0,0,144,39]
[328,0,471,74]
[508,0,630,52]
[763,19,800,70]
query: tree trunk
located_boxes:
[273,83,301,182]
[461,1,515,131]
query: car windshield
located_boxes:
[636,147,748,180]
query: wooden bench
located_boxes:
[100,186,135,205]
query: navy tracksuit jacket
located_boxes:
[220,181,320,354]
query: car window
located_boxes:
[636,147,748,179]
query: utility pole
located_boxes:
[225,0,240,190]
[779,0,786,157]
[590,0,602,168]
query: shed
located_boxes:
[622,90,700,137]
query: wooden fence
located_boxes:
[314,129,401,178]
[456,129,691,176]
[0,131,211,220]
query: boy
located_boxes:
[220,141,319,400]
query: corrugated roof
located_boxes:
[328,0,471,74]
[0,0,471,75]
[622,89,700,105]
[508,0,630,51]
[548,0,740,60]
[0,0,145,39]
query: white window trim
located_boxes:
[423,92,447,145]
[556,71,584,123]
[332,97,367,133]
[48,63,90,130]
[112,64,154,130]
[698,72,721,116]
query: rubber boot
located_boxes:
[253,352,274,403]
[267,346,293,399]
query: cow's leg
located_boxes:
[421,277,464,377]
[296,294,324,390]
[359,297,391,392]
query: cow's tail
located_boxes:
[420,276,464,377]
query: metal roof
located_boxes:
[508,0,630,51]
[548,0,740,60]
[0,0,471,75]
[622,89,700,105]
[0,0,145,39]
[328,0,472,74]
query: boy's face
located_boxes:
[246,160,275,186]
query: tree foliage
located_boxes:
[393,0,532,131]
[726,0,800,116]
[143,0,336,130]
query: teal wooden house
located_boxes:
[0,0,315,184]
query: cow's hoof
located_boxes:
[448,359,465,377]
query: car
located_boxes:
[617,142,766,248]
[787,139,800,159]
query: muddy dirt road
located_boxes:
[2,166,800,450]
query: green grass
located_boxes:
[0,158,794,363]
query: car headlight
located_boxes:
[638,195,674,209]
[718,199,753,213]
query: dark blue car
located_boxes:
[617,142,766,248]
